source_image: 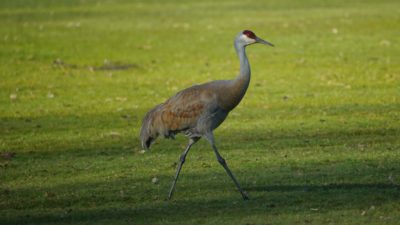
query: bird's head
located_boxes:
[236,30,274,47]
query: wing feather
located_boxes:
[160,85,210,131]
[140,83,219,149]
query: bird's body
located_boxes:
[140,30,273,200]
[140,78,248,145]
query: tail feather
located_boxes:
[140,104,162,150]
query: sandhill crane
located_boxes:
[140,30,273,200]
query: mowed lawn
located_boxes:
[0,0,399,224]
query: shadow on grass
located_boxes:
[247,183,400,192]
[1,108,399,224]
[3,166,400,225]
[2,183,400,225]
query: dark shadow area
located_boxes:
[247,183,400,192]
[2,181,399,225]
[2,162,400,224]
[1,105,399,224]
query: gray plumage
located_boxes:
[140,30,273,200]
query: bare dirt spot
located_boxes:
[53,59,139,71]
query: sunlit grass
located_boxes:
[1,0,399,224]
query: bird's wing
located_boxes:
[158,85,216,132]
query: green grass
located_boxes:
[1,0,399,224]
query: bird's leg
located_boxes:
[205,133,249,200]
[168,137,200,200]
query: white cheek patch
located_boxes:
[242,34,256,44]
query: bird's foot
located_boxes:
[241,191,249,200]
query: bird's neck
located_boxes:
[225,43,251,110]
[218,42,251,111]
[235,42,251,83]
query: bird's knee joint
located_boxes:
[180,154,186,163]
[217,156,226,165]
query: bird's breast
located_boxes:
[215,79,249,111]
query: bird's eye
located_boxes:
[243,30,256,39]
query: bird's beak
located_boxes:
[256,37,274,47]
